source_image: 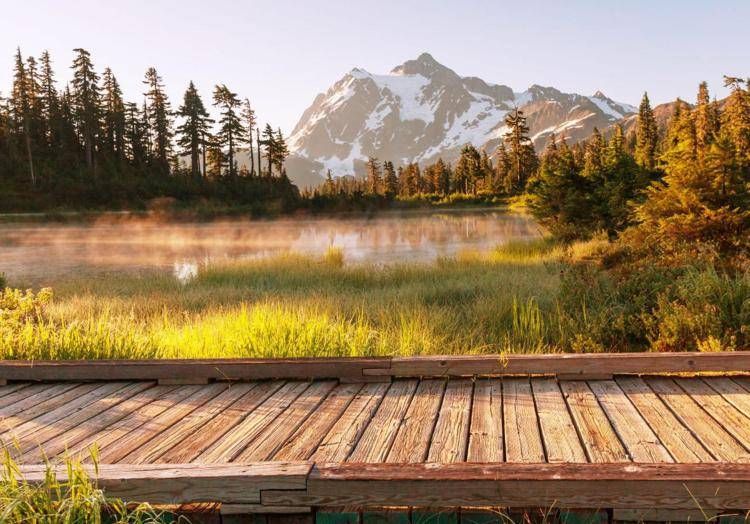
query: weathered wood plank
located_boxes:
[157,381,284,463]
[236,381,339,462]
[646,377,749,462]
[262,462,750,510]
[18,462,312,505]
[675,377,750,452]
[467,378,503,462]
[502,378,545,462]
[348,380,418,462]
[0,358,390,382]
[274,384,362,461]
[0,383,58,409]
[362,352,750,377]
[0,383,30,400]
[120,383,257,464]
[588,380,673,463]
[560,381,628,463]
[63,384,203,461]
[531,378,586,463]
[616,377,713,463]
[13,382,153,458]
[0,383,92,430]
[312,383,389,463]
[198,382,309,463]
[386,379,445,463]
[97,383,229,464]
[427,379,473,463]
[0,382,131,444]
[704,377,750,419]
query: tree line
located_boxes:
[0,47,297,212]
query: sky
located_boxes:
[1,0,748,133]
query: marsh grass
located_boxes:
[0,451,169,523]
[0,238,579,359]
[4,235,743,359]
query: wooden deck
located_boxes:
[2,353,750,520]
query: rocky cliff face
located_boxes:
[285,53,636,186]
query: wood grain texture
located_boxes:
[19,462,312,505]
[502,378,545,462]
[646,377,748,462]
[311,383,389,463]
[588,380,673,463]
[467,378,503,462]
[0,383,90,429]
[531,378,586,463]
[427,379,473,463]
[560,381,628,463]
[98,383,229,464]
[157,381,285,463]
[198,381,310,463]
[386,379,445,463]
[21,382,164,463]
[674,377,750,452]
[263,463,750,510]
[274,383,362,461]
[0,358,390,382]
[348,379,418,463]
[362,352,750,377]
[0,382,130,443]
[704,377,750,419]
[234,381,338,462]
[120,383,257,464]
[615,377,712,463]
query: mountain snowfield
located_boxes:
[285,53,636,186]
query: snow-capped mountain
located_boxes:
[286,53,636,185]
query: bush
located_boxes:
[645,268,750,352]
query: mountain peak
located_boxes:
[390,52,458,81]
[592,90,607,99]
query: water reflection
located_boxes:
[0,209,540,285]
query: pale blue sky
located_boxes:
[1,0,748,133]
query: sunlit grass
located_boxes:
[0,237,584,359]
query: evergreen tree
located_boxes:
[502,108,537,192]
[259,124,275,175]
[176,81,212,180]
[273,128,289,175]
[70,48,101,173]
[634,92,658,170]
[694,81,719,158]
[39,50,60,152]
[101,67,126,160]
[366,156,381,195]
[212,84,245,178]
[721,76,750,167]
[242,99,257,175]
[143,67,173,174]
[382,160,398,198]
[11,48,35,185]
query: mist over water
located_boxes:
[0,209,540,285]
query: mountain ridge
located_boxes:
[285,53,637,186]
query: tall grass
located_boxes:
[2,236,745,358]
[0,451,168,523]
[0,238,572,359]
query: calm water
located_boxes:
[0,209,540,285]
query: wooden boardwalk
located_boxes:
[2,353,750,520]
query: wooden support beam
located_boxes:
[262,463,750,511]
[363,352,750,378]
[18,462,312,505]
[0,358,391,383]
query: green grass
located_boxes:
[0,451,169,523]
[4,234,745,359]
[0,238,584,359]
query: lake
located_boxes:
[0,209,540,285]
